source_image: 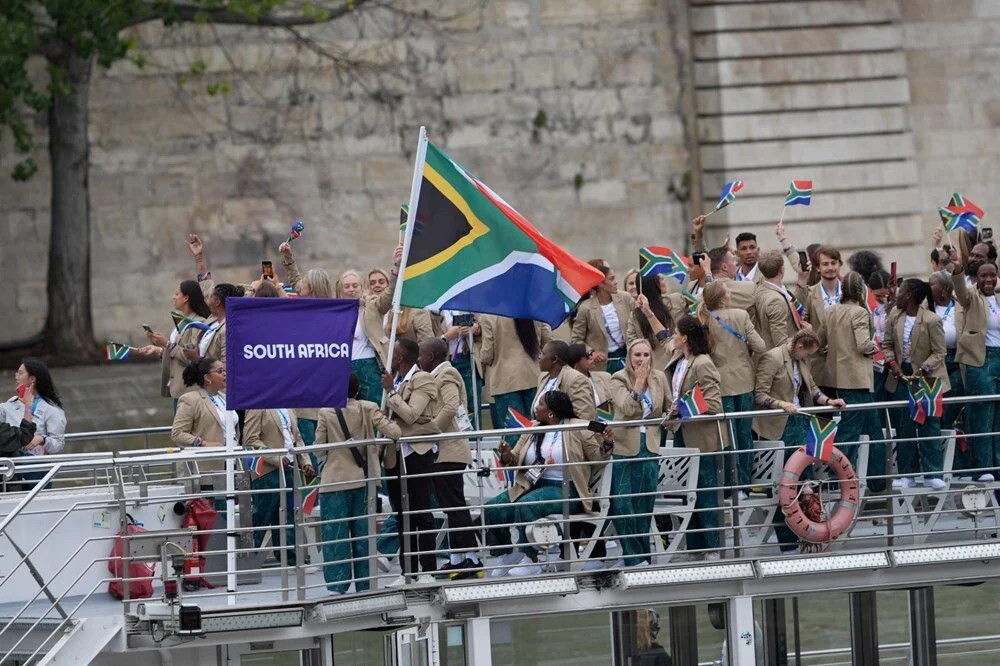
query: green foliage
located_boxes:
[0,0,343,180]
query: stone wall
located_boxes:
[2,0,999,348]
[0,0,696,347]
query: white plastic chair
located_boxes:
[650,447,700,564]
[728,440,784,549]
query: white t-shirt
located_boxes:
[902,315,917,363]
[737,264,758,282]
[539,431,564,481]
[601,302,624,352]
[820,281,841,309]
[935,302,957,350]
[986,297,1000,348]
[791,361,802,408]
[352,317,376,360]
[533,374,561,412]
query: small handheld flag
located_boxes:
[714,180,745,212]
[639,246,690,283]
[678,385,709,420]
[681,289,701,314]
[908,376,944,424]
[301,479,320,516]
[105,342,133,361]
[286,220,305,243]
[784,180,813,207]
[804,416,837,462]
[948,192,985,221]
[504,407,533,429]
[492,451,516,486]
[398,203,409,238]
[596,404,615,423]
[939,207,979,234]
[170,310,211,334]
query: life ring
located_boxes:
[778,446,859,543]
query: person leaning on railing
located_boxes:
[608,338,671,568]
[485,390,612,577]
[664,315,725,560]
[882,278,949,490]
[948,248,1000,482]
[171,357,235,498]
[754,329,845,552]
[243,407,314,567]
[315,373,401,595]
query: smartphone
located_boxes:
[587,420,607,434]
[797,250,809,273]
[141,324,153,334]
[261,260,274,280]
[982,227,994,243]
[453,313,475,327]
[890,261,897,287]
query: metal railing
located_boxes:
[2,395,1000,661]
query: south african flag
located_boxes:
[504,406,532,429]
[784,180,812,207]
[171,310,211,334]
[681,289,701,314]
[639,246,689,283]
[804,416,837,462]
[678,385,709,420]
[398,140,604,327]
[715,180,745,211]
[105,342,131,361]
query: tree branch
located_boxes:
[132,1,371,28]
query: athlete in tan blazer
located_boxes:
[571,266,636,372]
[170,358,233,489]
[794,246,844,387]
[754,250,808,350]
[479,314,552,436]
[609,339,671,566]
[314,376,401,593]
[535,341,598,422]
[243,408,313,564]
[380,338,440,576]
[664,315,725,554]
[625,275,678,371]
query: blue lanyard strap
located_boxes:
[711,312,748,343]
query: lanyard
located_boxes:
[820,281,841,307]
[276,408,291,432]
[30,396,41,418]
[638,389,653,417]
[988,297,1000,330]
[602,308,624,350]
[710,311,748,343]
[940,301,954,322]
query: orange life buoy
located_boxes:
[778,446,859,543]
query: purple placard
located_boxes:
[225,297,359,409]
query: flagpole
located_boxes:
[383,126,428,407]
[778,204,787,225]
[702,207,719,219]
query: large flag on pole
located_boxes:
[396,140,604,327]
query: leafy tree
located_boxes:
[1,1,369,359]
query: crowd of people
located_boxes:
[6,213,998,593]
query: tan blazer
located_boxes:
[754,282,802,350]
[242,409,311,478]
[571,292,636,371]
[817,303,877,390]
[384,369,440,467]
[952,272,991,367]
[535,366,597,421]
[426,362,472,465]
[316,400,401,493]
[609,368,671,456]
[590,370,614,409]
[506,421,608,513]
[171,389,230,482]
[160,317,207,398]
[753,345,821,440]
[715,278,757,322]
[394,308,435,345]
[665,352,725,453]
[204,319,226,365]
[478,314,552,396]
[797,280,838,385]
[882,308,950,394]
[705,308,767,396]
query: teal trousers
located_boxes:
[774,414,809,550]
[674,429,720,551]
[483,479,580,558]
[610,435,659,566]
[320,488,370,593]
[888,366,943,479]
[251,468,297,565]
[452,351,482,424]
[296,417,320,470]
[722,392,755,489]
[352,357,384,406]
[489,388,537,445]
[960,347,1000,475]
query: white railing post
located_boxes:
[728,595,756,666]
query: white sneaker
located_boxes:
[581,559,605,571]
[892,477,915,489]
[926,478,947,490]
[376,555,393,573]
[508,555,542,576]
[958,476,973,482]
[415,574,436,585]
[384,575,407,588]
[738,491,749,501]
[978,473,996,482]
[489,552,522,578]
[704,552,721,561]
[608,558,626,569]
